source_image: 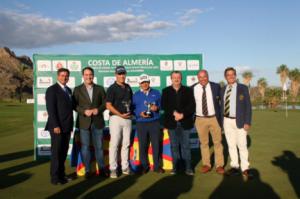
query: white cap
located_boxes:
[138,74,150,83]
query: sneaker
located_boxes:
[110,170,118,178]
[185,170,194,176]
[122,168,132,175]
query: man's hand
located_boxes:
[84,109,93,117]
[53,127,61,134]
[244,124,251,132]
[120,113,131,119]
[173,111,184,121]
[92,108,99,116]
[140,111,150,118]
[150,104,159,112]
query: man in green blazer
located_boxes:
[73,66,108,177]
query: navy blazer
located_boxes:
[45,83,74,133]
[192,82,222,127]
[220,83,252,128]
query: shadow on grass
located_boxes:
[82,174,141,199]
[272,150,300,198]
[209,168,280,199]
[139,174,193,199]
[0,159,48,189]
[0,149,33,163]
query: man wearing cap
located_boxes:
[73,66,108,178]
[132,74,164,174]
[106,66,133,178]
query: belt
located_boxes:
[196,115,215,118]
[224,116,236,119]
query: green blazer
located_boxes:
[73,83,106,129]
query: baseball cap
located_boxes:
[115,66,126,74]
[138,74,150,83]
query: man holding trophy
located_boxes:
[106,66,133,178]
[132,74,164,174]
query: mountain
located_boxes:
[0,47,33,101]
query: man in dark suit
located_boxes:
[221,67,252,178]
[73,66,108,178]
[45,68,73,185]
[161,71,195,175]
[192,70,224,174]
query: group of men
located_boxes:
[45,65,252,185]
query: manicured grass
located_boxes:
[0,103,299,199]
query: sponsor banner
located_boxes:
[186,75,198,86]
[174,60,187,71]
[52,60,67,71]
[166,76,172,86]
[160,60,173,71]
[37,77,53,88]
[126,76,139,87]
[37,60,51,71]
[67,60,81,71]
[37,110,48,122]
[37,144,51,156]
[149,76,161,87]
[67,76,76,88]
[37,128,50,139]
[103,76,115,88]
[187,60,200,70]
[37,93,46,105]
[103,110,110,121]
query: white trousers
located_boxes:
[109,115,132,171]
[223,117,250,171]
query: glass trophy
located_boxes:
[122,100,131,114]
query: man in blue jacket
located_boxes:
[221,67,253,178]
[133,74,164,173]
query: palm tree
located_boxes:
[242,71,253,88]
[257,78,268,100]
[288,68,300,109]
[276,64,289,88]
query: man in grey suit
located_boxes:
[221,67,253,178]
[73,66,108,177]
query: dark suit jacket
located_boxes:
[191,81,222,127]
[220,83,252,128]
[161,85,195,130]
[45,83,73,133]
[73,83,106,129]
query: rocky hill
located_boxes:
[0,47,33,101]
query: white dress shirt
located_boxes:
[194,82,215,116]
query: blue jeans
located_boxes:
[80,124,105,172]
[168,123,192,171]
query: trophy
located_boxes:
[122,100,131,114]
[144,101,155,117]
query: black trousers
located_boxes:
[136,120,161,170]
[50,131,70,182]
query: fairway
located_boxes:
[0,103,299,199]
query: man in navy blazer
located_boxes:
[192,70,224,174]
[45,68,73,185]
[221,67,252,178]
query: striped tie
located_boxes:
[202,86,208,116]
[224,85,232,117]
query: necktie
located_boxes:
[63,86,71,100]
[202,85,208,116]
[224,85,232,117]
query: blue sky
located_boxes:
[1,0,299,86]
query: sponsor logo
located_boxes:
[166,76,172,86]
[160,60,173,71]
[52,60,67,71]
[103,77,115,88]
[37,60,51,71]
[37,77,52,88]
[37,128,50,139]
[67,60,81,71]
[186,75,198,86]
[174,60,187,71]
[126,76,139,87]
[37,94,46,105]
[149,76,161,87]
[37,110,48,122]
[67,77,76,88]
[38,144,51,156]
[103,109,109,121]
[187,60,200,70]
